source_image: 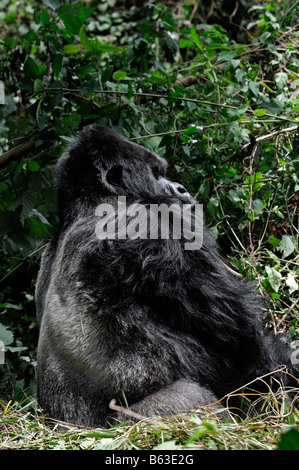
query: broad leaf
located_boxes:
[265,266,282,293]
[278,235,296,258]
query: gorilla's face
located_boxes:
[102,140,191,202]
[56,126,193,223]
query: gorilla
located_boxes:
[35,125,299,427]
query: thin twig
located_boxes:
[0,243,47,284]
[213,184,248,253]
[258,182,279,249]
[276,298,299,330]
[109,398,152,423]
[244,143,259,264]
[36,87,299,125]
[242,125,298,149]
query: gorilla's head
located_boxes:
[56,126,191,225]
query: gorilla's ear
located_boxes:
[106,165,123,187]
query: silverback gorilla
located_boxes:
[35,126,299,427]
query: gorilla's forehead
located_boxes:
[89,125,168,170]
[130,141,168,170]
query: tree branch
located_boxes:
[0,139,35,169]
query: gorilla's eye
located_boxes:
[152,164,160,180]
[106,165,123,186]
[177,185,187,194]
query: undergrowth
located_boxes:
[1,378,299,451]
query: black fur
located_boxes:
[36,126,299,427]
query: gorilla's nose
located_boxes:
[172,182,188,196]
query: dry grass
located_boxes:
[1,380,299,451]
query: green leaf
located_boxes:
[252,198,264,214]
[9,189,37,225]
[207,197,219,218]
[0,324,13,346]
[231,59,240,68]
[101,65,114,84]
[265,266,282,293]
[30,208,50,225]
[53,55,63,79]
[190,24,202,50]
[40,8,51,25]
[27,160,40,171]
[23,57,39,79]
[0,303,22,310]
[10,189,36,211]
[96,43,123,53]
[113,71,127,81]
[142,136,162,153]
[164,31,178,53]
[228,188,245,203]
[153,440,178,450]
[253,108,267,116]
[235,68,247,83]
[286,272,298,294]
[79,26,93,51]
[0,211,20,236]
[260,31,272,43]
[161,14,175,32]
[153,439,179,452]
[207,225,219,240]
[244,171,263,188]
[182,125,197,135]
[259,99,282,114]
[0,182,8,193]
[63,44,81,55]
[268,235,280,247]
[227,167,237,177]
[187,422,215,443]
[21,191,38,223]
[234,104,248,116]
[38,64,47,77]
[26,217,49,239]
[249,82,259,96]
[61,16,81,34]
[6,346,27,353]
[179,37,194,48]
[58,4,93,33]
[42,0,60,10]
[34,78,44,93]
[59,136,74,145]
[197,179,210,202]
[80,438,96,450]
[275,71,288,90]
[217,51,236,61]
[277,427,299,450]
[277,235,296,258]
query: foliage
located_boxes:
[277,426,299,450]
[0,0,298,444]
[1,392,299,450]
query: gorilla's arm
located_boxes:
[115,380,224,419]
